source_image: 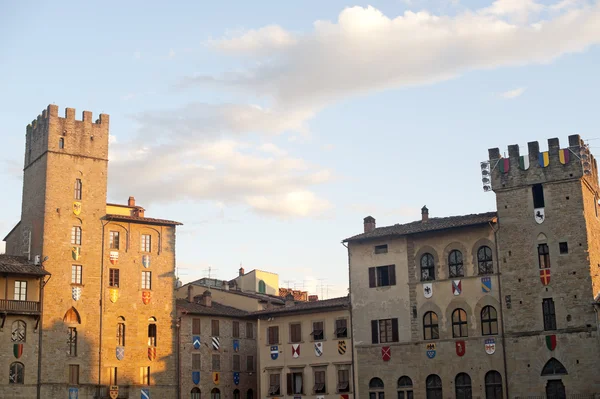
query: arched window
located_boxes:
[148,318,157,347]
[423,312,439,340]
[425,374,442,399]
[448,250,464,277]
[64,307,81,324]
[233,389,240,399]
[546,380,566,399]
[481,306,498,336]
[455,373,472,399]
[9,362,24,384]
[420,253,435,281]
[117,317,126,346]
[258,280,266,294]
[11,321,26,342]
[246,389,253,399]
[452,309,468,338]
[485,371,503,399]
[541,358,567,376]
[369,377,384,399]
[74,179,82,200]
[71,226,82,246]
[478,246,494,275]
[397,376,413,399]
[211,388,221,399]
[191,387,201,399]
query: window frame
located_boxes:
[452,308,468,338]
[313,369,326,394]
[117,322,126,346]
[192,318,201,335]
[543,298,557,331]
[71,265,82,285]
[212,354,220,371]
[454,373,472,399]
[420,253,435,281]
[192,354,201,370]
[538,243,550,269]
[423,312,439,340]
[140,366,150,385]
[71,226,82,245]
[14,281,27,301]
[141,234,152,252]
[290,322,302,343]
[246,322,253,339]
[267,326,279,345]
[335,318,348,338]
[246,355,254,372]
[369,377,384,399]
[109,268,120,287]
[448,250,464,278]
[211,320,220,337]
[141,271,152,290]
[232,321,240,338]
[68,327,77,357]
[369,265,396,288]
[9,362,24,384]
[372,318,399,344]
[425,374,442,399]
[311,321,324,341]
[397,376,413,399]
[337,368,350,393]
[11,320,26,343]
[232,354,241,371]
[477,246,494,275]
[532,183,545,208]
[148,323,157,347]
[374,244,388,254]
[484,371,503,399]
[69,364,79,385]
[109,231,120,250]
[74,179,82,200]
[481,306,498,336]
[559,242,568,254]
[286,370,304,395]
[268,373,281,396]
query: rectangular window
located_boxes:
[232,321,240,338]
[532,184,545,208]
[268,326,279,345]
[192,318,201,335]
[212,354,220,371]
[538,244,550,268]
[69,364,79,385]
[311,321,324,341]
[337,368,350,393]
[109,231,120,249]
[246,322,254,339]
[140,366,150,385]
[269,374,281,396]
[211,320,219,336]
[108,367,118,386]
[371,318,399,344]
[14,281,27,301]
[71,265,82,285]
[246,355,254,372]
[233,354,240,371]
[71,226,82,245]
[543,298,557,331]
[192,354,201,370]
[68,327,77,356]
[148,324,157,347]
[74,179,82,200]
[142,271,152,290]
[368,265,396,287]
[335,319,348,338]
[141,234,151,252]
[109,269,120,287]
[314,370,326,394]
[117,323,125,346]
[290,323,302,343]
[374,244,388,254]
[559,242,568,254]
[287,371,304,395]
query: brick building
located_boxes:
[3,105,181,398]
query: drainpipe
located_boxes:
[490,221,510,399]
[37,260,49,399]
[98,219,109,397]
[341,241,356,398]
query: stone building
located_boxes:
[177,289,258,399]
[3,105,181,398]
[256,295,353,399]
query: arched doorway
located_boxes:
[541,358,567,399]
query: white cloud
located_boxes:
[550,0,583,11]
[245,190,331,218]
[258,143,287,157]
[134,51,141,59]
[209,25,297,54]
[482,0,544,23]
[500,87,526,99]
[109,135,118,144]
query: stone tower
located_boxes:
[488,135,600,396]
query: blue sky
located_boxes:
[1,0,599,298]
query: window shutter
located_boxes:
[368,267,376,288]
[287,373,293,395]
[389,265,396,286]
[371,320,379,344]
[391,318,399,342]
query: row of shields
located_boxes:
[270,341,348,360]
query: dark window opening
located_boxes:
[286,371,304,395]
[455,373,472,399]
[477,246,494,275]
[543,298,557,331]
[426,374,442,399]
[559,242,568,254]
[538,244,550,268]
[532,184,545,208]
[542,358,567,376]
[481,306,498,336]
[448,250,464,278]
[420,253,435,281]
[423,312,439,340]
[59,138,65,149]
[311,321,324,341]
[369,265,396,287]
[371,318,399,343]
[452,309,468,338]
[290,323,302,343]
[335,318,348,338]
[485,371,503,399]
[109,269,120,287]
[374,244,388,254]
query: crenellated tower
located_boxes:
[486,134,600,396]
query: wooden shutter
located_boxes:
[368,267,376,288]
[389,265,396,286]
[192,318,201,335]
[192,354,201,370]
[391,318,399,342]
[286,373,293,395]
[371,320,379,344]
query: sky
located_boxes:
[1,0,600,299]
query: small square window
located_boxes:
[559,242,568,254]
[374,244,388,254]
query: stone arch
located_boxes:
[541,358,568,376]
[63,307,81,324]
[473,296,501,335]
[442,241,469,278]
[470,238,496,276]
[414,245,440,281]
[537,233,548,241]
[107,222,130,251]
[444,298,474,337]
[418,301,445,339]
[139,226,162,254]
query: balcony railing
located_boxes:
[0,299,40,313]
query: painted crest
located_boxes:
[109,288,119,303]
[109,386,119,399]
[292,343,300,358]
[498,158,510,173]
[481,277,492,293]
[142,291,151,305]
[338,340,346,355]
[193,336,201,350]
[546,334,557,351]
[340,395,349,399]
[212,336,220,351]
[423,283,433,299]
[381,346,391,361]
[116,346,125,361]
[456,340,466,357]
[452,280,462,296]
[233,339,240,352]
[426,343,436,359]
[141,388,150,399]
[314,342,323,357]
[148,347,156,361]
[110,251,119,265]
[519,155,530,170]
[212,372,220,385]
[69,388,78,399]
[535,208,545,224]
[72,286,82,301]
[142,255,151,268]
[540,268,551,286]
[270,345,279,360]
[73,202,82,216]
[192,371,200,385]
[233,371,240,385]
[539,151,550,167]
[71,246,80,261]
[485,338,496,355]
[559,149,570,165]
[13,343,23,359]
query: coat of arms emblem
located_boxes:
[233,371,240,385]
[233,339,240,352]
[71,246,80,261]
[292,343,300,358]
[540,268,551,286]
[116,346,125,361]
[485,338,496,355]
[212,337,220,350]
[546,335,557,351]
[534,208,545,224]
[192,371,200,385]
[148,347,156,361]
[193,336,200,350]
[72,287,82,301]
[314,342,323,357]
[481,277,492,293]
[142,291,151,305]
[426,343,436,359]
[456,340,466,357]
[109,251,119,265]
[142,255,151,268]
[423,283,433,298]
[452,280,462,296]
[109,288,119,303]
[381,346,391,361]
[73,202,81,216]
[109,386,118,399]
[337,340,346,355]
[212,372,220,385]
[270,345,279,360]
[13,344,23,359]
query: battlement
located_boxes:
[485,135,599,191]
[26,104,109,133]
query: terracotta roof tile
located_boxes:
[104,214,182,226]
[253,296,349,316]
[0,255,50,276]
[177,298,251,318]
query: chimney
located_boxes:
[364,216,376,233]
[201,290,212,307]
[308,295,318,302]
[187,285,193,302]
[421,206,429,222]
[223,281,230,291]
[285,293,295,308]
[133,207,145,218]
[128,196,136,207]
[239,267,245,276]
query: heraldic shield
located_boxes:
[270,345,279,360]
[142,254,151,268]
[13,344,23,359]
[426,343,436,359]
[109,386,118,399]
[116,346,125,361]
[72,287,82,301]
[381,346,391,361]
[192,371,200,385]
[338,340,346,355]
[142,291,151,305]
[456,340,466,357]
[233,371,240,385]
[148,347,156,361]
[73,202,81,216]
[109,288,119,303]
[212,372,220,385]
[193,336,201,350]
[314,342,323,357]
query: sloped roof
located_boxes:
[104,214,182,226]
[343,212,497,242]
[177,298,252,318]
[0,255,50,276]
[253,296,349,317]
[186,281,285,305]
